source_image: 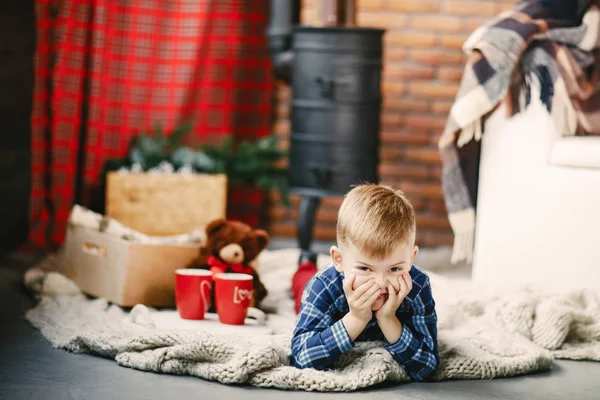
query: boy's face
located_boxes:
[330,240,418,311]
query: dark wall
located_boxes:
[0,1,34,251]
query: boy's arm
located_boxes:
[384,277,440,381]
[291,276,353,370]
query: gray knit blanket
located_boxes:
[24,249,600,392]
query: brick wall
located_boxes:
[267,0,515,248]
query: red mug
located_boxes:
[213,272,256,325]
[175,269,212,320]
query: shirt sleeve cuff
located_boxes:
[329,319,353,353]
[385,323,416,356]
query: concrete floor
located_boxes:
[1,250,598,400]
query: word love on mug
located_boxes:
[233,286,253,304]
[214,272,255,325]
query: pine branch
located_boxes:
[103,127,290,205]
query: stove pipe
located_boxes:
[267,0,301,84]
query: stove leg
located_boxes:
[297,195,321,261]
[292,195,321,314]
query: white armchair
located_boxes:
[472,97,600,295]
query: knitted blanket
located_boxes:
[24,249,600,392]
[439,0,600,264]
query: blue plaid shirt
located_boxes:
[291,264,439,381]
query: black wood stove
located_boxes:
[268,1,384,265]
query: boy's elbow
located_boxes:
[292,359,313,370]
[291,353,309,369]
[290,341,312,369]
[410,368,435,382]
[291,350,330,371]
[410,355,439,382]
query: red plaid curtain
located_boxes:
[29,0,274,251]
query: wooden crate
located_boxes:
[106,172,227,236]
[61,225,203,307]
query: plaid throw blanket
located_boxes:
[439,0,600,263]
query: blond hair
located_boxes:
[336,183,416,258]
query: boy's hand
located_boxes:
[342,274,380,323]
[375,272,412,322]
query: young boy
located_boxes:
[290,184,439,381]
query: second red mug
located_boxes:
[213,272,255,325]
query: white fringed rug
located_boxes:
[23,249,600,392]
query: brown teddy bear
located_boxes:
[189,218,269,310]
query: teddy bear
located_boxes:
[189,218,269,310]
